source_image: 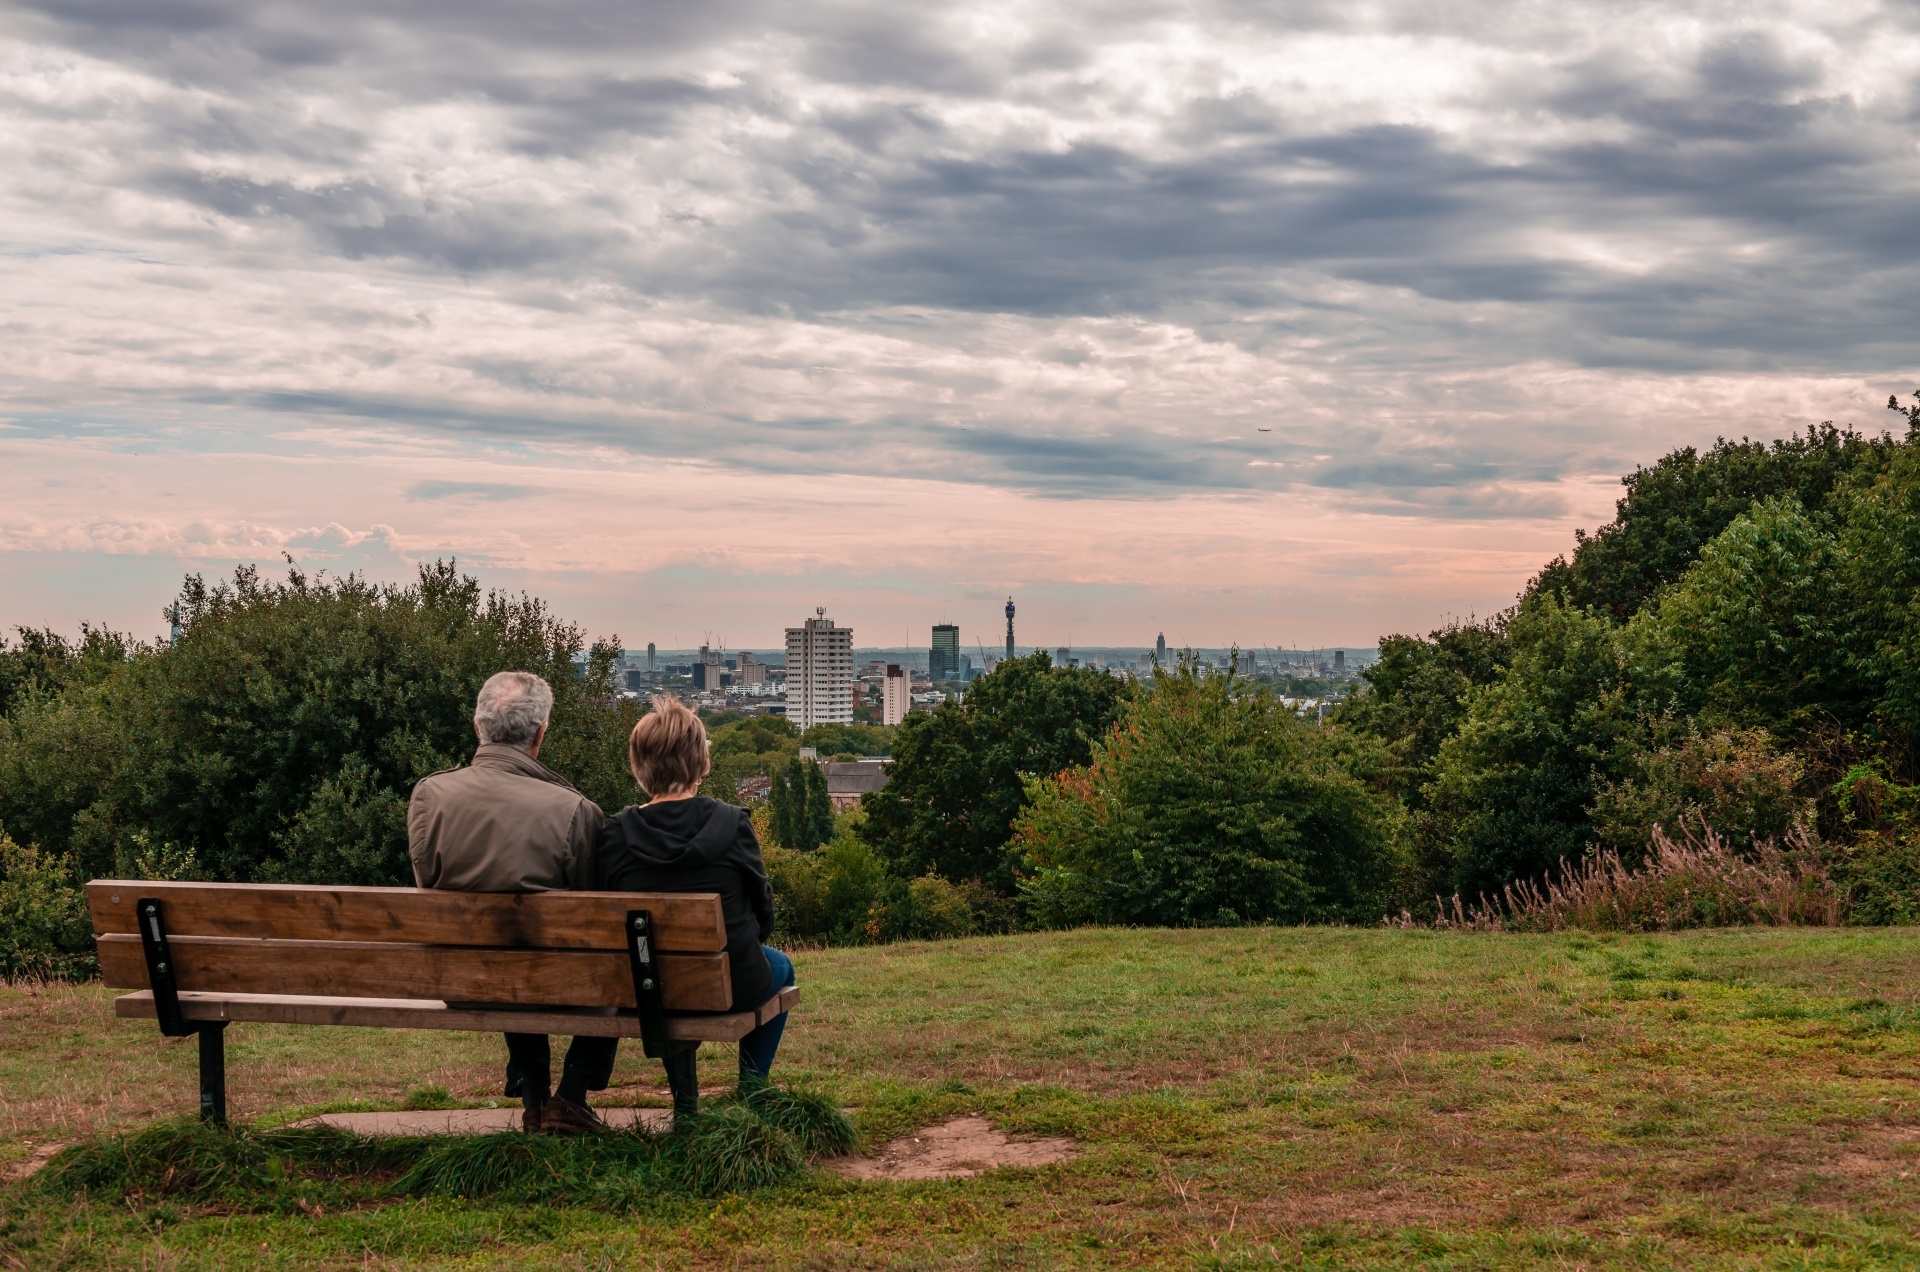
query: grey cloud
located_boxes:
[10,0,1920,510]
[407,481,544,501]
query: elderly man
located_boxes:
[408,670,613,1134]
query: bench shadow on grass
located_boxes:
[31,1083,854,1210]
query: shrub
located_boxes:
[1834,831,1920,925]
[0,562,639,892]
[767,837,1003,944]
[860,652,1133,894]
[1410,826,1842,932]
[1588,727,1814,860]
[1016,659,1403,927]
[0,831,94,980]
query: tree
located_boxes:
[0,561,639,886]
[1531,424,1890,622]
[1630,496,1852,737]
[768,754,833,851]
[0,625,136,719]
[1425,596,1640,899]
[701,715,799,804]
[798,722,894,758]
[858,652,1133,894]
[1016,660,1402,927]
[1335,619,1511,807]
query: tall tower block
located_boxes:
[785,608,854,731]
[1004,597,1016,662]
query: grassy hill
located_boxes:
[7,926,1920,1268]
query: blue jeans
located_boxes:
[739,946,794,1081]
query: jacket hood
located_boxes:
[610,797,741,868]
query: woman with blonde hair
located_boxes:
[596,695,793,1085]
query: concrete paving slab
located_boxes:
[288,1107,674,1135]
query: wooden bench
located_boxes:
[88,880,798,1124]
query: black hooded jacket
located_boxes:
[595,797,775,1009]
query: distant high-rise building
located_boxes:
[785,609,854,730]
[882,664,910,726]
[1334,649,1346,672]
[1156,632,1167,662]
[1005,597,1016,661]
[930,623,960,682]
[692,644,727,692]
[1055,646,1070,667]
[736,652,767,686]
[646,642,656,672]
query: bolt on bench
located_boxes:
[89,880,798,1125]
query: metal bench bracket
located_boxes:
[624,910,671,1059]
[626,908,703,1118]
[137,897,228,1124]
[135,898,192,1038]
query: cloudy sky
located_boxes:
[3,0,1916,650]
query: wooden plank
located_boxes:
[759,984,801,1025]
[112,991,768,1042]
[97,934,731,1012]
[87,881,728,952]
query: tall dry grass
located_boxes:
[1391,825,1842,933]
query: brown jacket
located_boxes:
[408,744,605,892]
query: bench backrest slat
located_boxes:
[95,935,729,1011]
[87,881,728,952]
[87,880,735,1011]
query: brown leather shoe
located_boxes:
[540,1096,606,1135]
[521,1103,543,1134]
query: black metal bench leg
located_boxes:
[662,1041,699,1122]
[198,1023,228,1125]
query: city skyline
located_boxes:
[6,3,1917,645]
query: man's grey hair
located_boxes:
[473,671,554,750]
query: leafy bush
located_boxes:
[0,562,637,889]
[1423,596,1638,899]
[1016,659,1404,927]
[1411,826,1842,932]
[700,715,799,804]
[1529,423,1890,622]
[1588,727,1814,859]
[860,652,1133,894]
[0,831,94,980]
[766,834,1002,944]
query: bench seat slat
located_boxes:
[112,987,799,1043]
[87,881,729,952]
[96,933,732,1012]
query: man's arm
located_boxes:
[564,798,608,891]
[406,783,439,888]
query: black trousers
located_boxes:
[503,1033,619,1104]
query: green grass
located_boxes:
[9,926,1920,1267]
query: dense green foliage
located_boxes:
[0,563,638,972]
[1528,423,1892,621]
[858,652,1134,894]
[1346,400,1920,917]
[14,405,1920,967]
[1016,659,1402,926]
[767,755,834,851]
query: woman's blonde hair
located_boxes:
[628,694,710,795]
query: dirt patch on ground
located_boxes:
[4,1142,63,1182]
[830,1117,1078,1181]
